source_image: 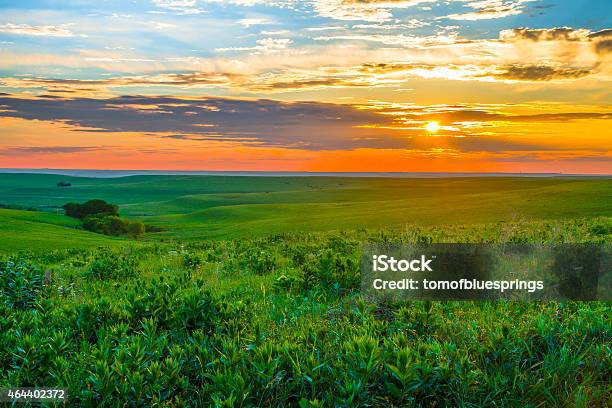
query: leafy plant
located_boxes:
[0,259,44,309]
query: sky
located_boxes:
[0,0,610,173]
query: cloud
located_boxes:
[485,64,593,82]
[1,95,609,153]
[351,20,430,30]
[260,30,292,36]
[312,0,435,22]
[589,29,612,39]
[151,0,206,14]
[407,108,612,124]
[1,23,609,96]
[0,23,74,37]
[0,73,239,93]
[216,37,293,54]
[0,95,406,150]
[442,0,536,21]
[313,32,467,47]
[0,62,599,98]
[354,61,597,84]
[238,18,273,27]
[305,26,345,31]
[588,29,612,55]
[497,27,612,69]
[0,70,396,93]
[0,146,108,155]
[498,27,612,56]
[500,27,591,42]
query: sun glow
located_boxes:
[425,121,440,133]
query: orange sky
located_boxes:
[1,1,611,173]
[1,115,609,173]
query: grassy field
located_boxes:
[1,218,611,406]
[0,173,611,406]
[0,208,123,253]
[1,174,611,239]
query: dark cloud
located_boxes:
[588,29,612,39]
[358,62,596,83]
[500,27,612,56]
[37,94,66,99]
[490,64,592,81]
[501,27,588,42]
[0,95,410,150]
[1,95,609,152]
[247,77,376,91]
[46,89,78,93]
[588,29,612,54]
[358,62,424,73]
[594,39,612,54]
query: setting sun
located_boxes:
[426,121,440,133]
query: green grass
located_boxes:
[0,209,124,253]
[1,174,611,239]
[0,173,610,406]
[1,219,610,406]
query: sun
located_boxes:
[425,121,440,133]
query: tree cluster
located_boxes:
[63,199,144,238]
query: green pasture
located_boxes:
[1,173,611,406]
[0,209,123,253]
[1,174,610,240]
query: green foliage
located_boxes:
[182,252,202,269]
[0,259,43,309]
[85,250,138,280]
[246,249,276,275]
[1,175,610,405]
[63,199,118,220]
[83,215,145,238]
[0,218,610,406]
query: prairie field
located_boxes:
[1,174,611,241]
[0,174,611,406]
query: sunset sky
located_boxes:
[0,0,611,173]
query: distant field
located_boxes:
[1,173,611,240]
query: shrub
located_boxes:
[182,252,202,269]
[301,250,359,292]
[125,219,145,238]
[63,199,118,220]
[83,215,145,238]
[86,252,138,280]
[246,250,276,275]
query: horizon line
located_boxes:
[1,168,611,178]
